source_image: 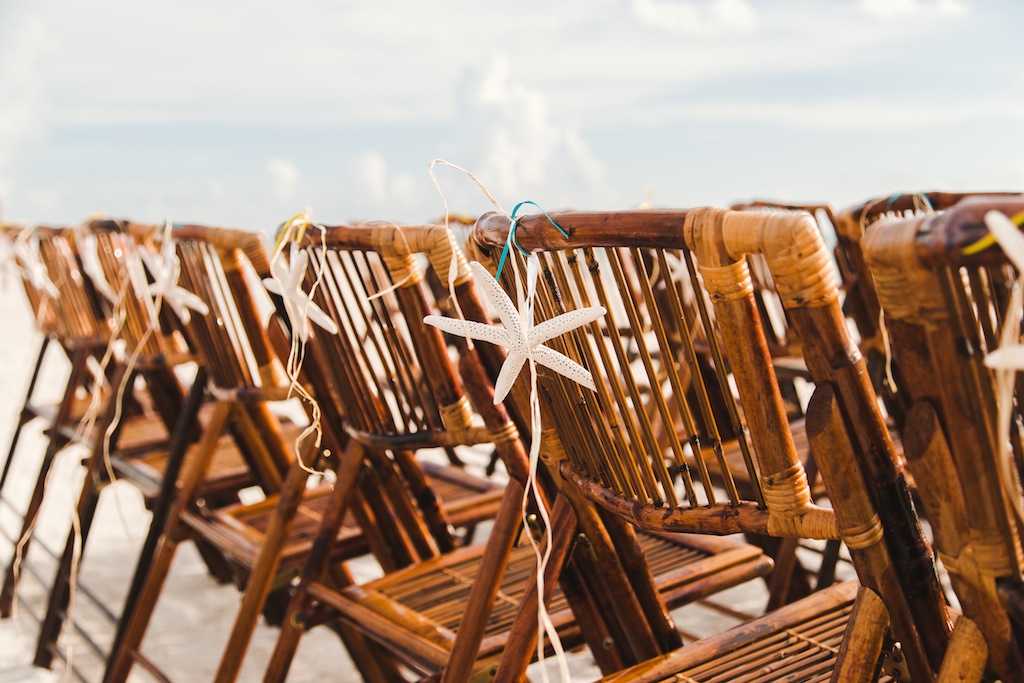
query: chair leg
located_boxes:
[0,337,50,502]
[441,478,529,683]
[213,441,317,683]
[0,346,90,618]
[494,494,578,683]
[33,471,102,668]
[263,442,381,682]
[831,586,888,683]
[104,396,229,683]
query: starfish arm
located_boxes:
[80,235,118,302]
[302,299,339,336]
[263,278,284,295]
[531,345,597,392]
[984,211,1024,274]
[985,345,1024,371]
[423,315,513,347]
[165,298,192,325]
[527,305,607,347]
[470,261,523,336]
[172,287,210,316]
[493,348,528,404]
[282,298,311,341]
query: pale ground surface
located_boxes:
[0,282,818,682]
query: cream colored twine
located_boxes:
[269,211,334,476]
[429,159,513,352]
[426,158,569,681]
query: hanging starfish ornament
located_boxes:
[16,237,60,299]
[262,242,338,341]
[79,233,119,303]
[981,210,1024,372]
[138,231,209,324]
[425,261,606,404]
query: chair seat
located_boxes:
[191,463,505,579]
[314,530,772,677]
[601,581,887,683]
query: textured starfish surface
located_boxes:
[262,243,338,341]
[425,261,606,404]
[139,237,209,324]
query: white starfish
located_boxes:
[424,261,606,404]
[16,237,60,299]
[138,236,209,325]
[79,233,119,303]
[263,243,338,341]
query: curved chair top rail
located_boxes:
[94,220,285,395]
[89,219,273,279]
[836,191,1021,241]
[730,200,836,225]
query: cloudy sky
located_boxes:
[1,0,1021,232]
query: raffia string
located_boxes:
[267,211,336,475]
[425,160,570,681]
[520,254,571,683]
[429,159,515,351]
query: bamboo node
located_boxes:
[840,514,884,550]
[761,463,812,515]
[380,252,424,286]
[698,260,753,302]
[489,420,520,445]
[438,395,473,433]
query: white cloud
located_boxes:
[344,151,419,214]
[266,158,299,201]
[860,0,967,19]
[631,0,756,36]
[448,56,612,210]
[638,98,1024,131]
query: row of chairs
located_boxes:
[0,191,1021,682]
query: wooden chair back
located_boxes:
[863,196,1024,681]
[16,226,108,347]
[470,206,951,679]
[81,220,187,361]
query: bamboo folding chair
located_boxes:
[863,196,1024,682]
[103,222,507,682]
[261,221,771,682]
[0,225,179,623]
[469,207,951,682]
[27,219,267,673]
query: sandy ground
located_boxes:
[0,280,796,682]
